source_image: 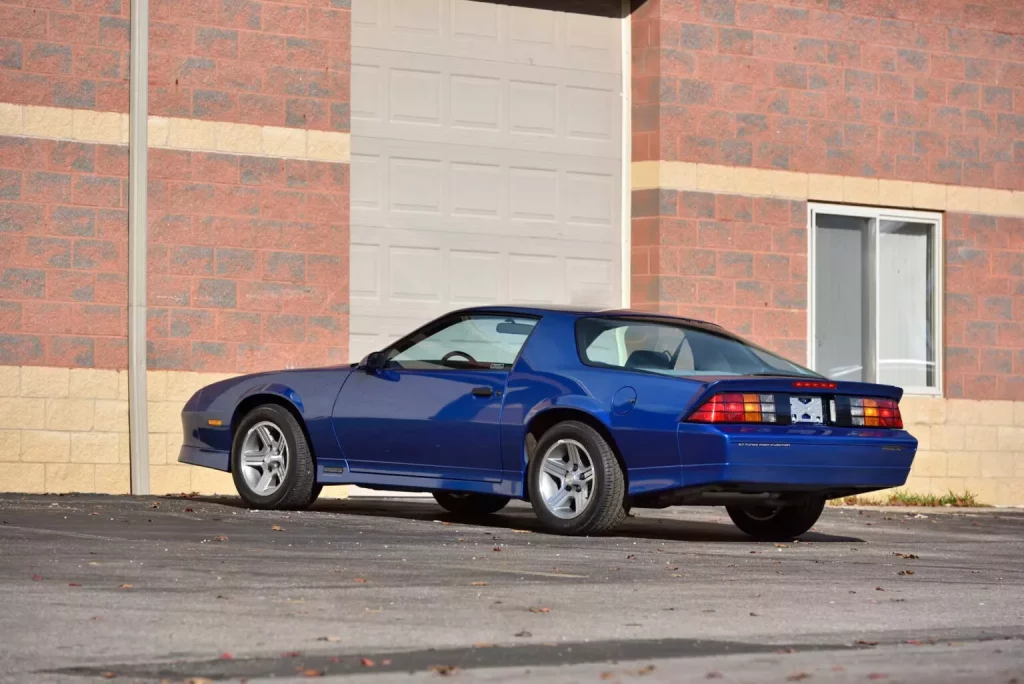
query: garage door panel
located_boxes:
[355,0,620,73]
[352,48,620,157]
[351,0,622,360]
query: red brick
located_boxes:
[263,3,307,35]
[72,303,122,336]
[216,310,261,342]
[0,6,49,40]
[170,309,216,339]
[752,308,803,338]
[753,253,790,281]
[72,175,121,207]
[49,336,94,367]
[22,301,73,334]
[94,272,125,305]
[95,144,128,176]
[191,340,237,372]
[147,338,189,370]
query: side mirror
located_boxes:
[362,351,386,372]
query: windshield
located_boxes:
[575,317,819,378]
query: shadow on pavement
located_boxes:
[186,495,864,544]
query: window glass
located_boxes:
[388,316,536,370]
[811,206,940,394]
[576,318,816,378]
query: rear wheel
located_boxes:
[528,421,626,536]
[433,492,510,516]
[231,404,318,510]
[726,497,825,541]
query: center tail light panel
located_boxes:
[686,382,904,429]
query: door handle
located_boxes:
[471,386,494,397]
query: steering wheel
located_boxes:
[441,350,478,364]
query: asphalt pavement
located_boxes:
[0,494,1022,683]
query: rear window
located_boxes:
[575,317,818,378]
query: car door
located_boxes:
[333,314,537,481]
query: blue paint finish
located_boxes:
[178,305,917,503]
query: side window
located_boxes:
[388,316,536,370]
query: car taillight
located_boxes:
[835,396,902,428]
[688,393,779,424]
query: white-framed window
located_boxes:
[808,203,942,396]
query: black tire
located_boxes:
[726,497,825,541]
[433,492,510,516]
[231,404,318,510]
[528,420,627,536]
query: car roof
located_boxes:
[449,304,724,329]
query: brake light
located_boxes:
[836,397,902,428]
[688,393,779,424]
[793,380,837,389]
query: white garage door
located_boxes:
[349,0,625,360]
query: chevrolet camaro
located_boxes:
[179,306,917,539]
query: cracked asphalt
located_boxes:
[0,494,1022,683]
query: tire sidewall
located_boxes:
[528,421,620,534]
[231,405,301,508]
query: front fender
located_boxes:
[238,383,306,416]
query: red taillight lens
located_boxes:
[688,393,779,424]
[843,396,902,428]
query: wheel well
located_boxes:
[524,408,629,494]
[230,394,317,472]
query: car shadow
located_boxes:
[186,495,863,544]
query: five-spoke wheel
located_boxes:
[231,404,320,510]
[537,439,596,519]
[239,421,289,496]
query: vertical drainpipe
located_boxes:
[620,0,632,309]
[128,0,150,495]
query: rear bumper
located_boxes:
[673,423,916,491]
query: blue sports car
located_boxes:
[179,306,917,539]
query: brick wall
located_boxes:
[632,0,1023,190]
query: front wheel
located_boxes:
[528,421,627,536]
[433,492,510,516]
[726,497,825,541]
[231,404,318,510]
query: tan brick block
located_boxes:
[946,399,982,426]
[630,161,658,190]
[843,176,879,204]
[964,425,999,451]
[978,188,1014,217]
[165,371,203,401]
[911,182,945,209]
[72,109,123,143]
[878,179,913,207]
[118,370,130,400]
[1010,191,1024,219]
[945,185,980,213]
[807,173,843,201]
[908,425,930,451]
[148,116,170,146]
[215,121,262,154]
[166,429,183,461]
[980,451,1013,478]
[0,366,19,396]
[167,117,217,150]
[21,366,69,398]
[148,401,181,433]
[119,113,129,143]
[929,477,966,494]
[910,450,947,477]
[1014,402,1024,427]
[93,400,129,432]
[946,451,980,477]
[23,105,73,138]
[45,398,94,431]
[262,125,306,158]
[118,432,130,464]
[7,463,45,493]
[150,464,192,495]
[0,430,21,462]
[320,485,350,499]
[993,478,1024,506]
[21,430,70,463]
[146,370,167,401]
[733,166,772,196]
[0,102,22,135]
[307,130,350,163]
[964,477,999,504]
[45,463,94,493]
[190,466,234,495]
[69,369,119,399]
[901,474,931,494]
[770,170,808,199]
[696,164,737,193]
[148,432,167,465]
[661,161,699,191]
[0,398,45,429]
[1016,453,1024,478]
[979,400,1014,426]
[70,432,119,464]
[997,427,1024,452]
[95,464,130,494]
[931,425,965,451]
